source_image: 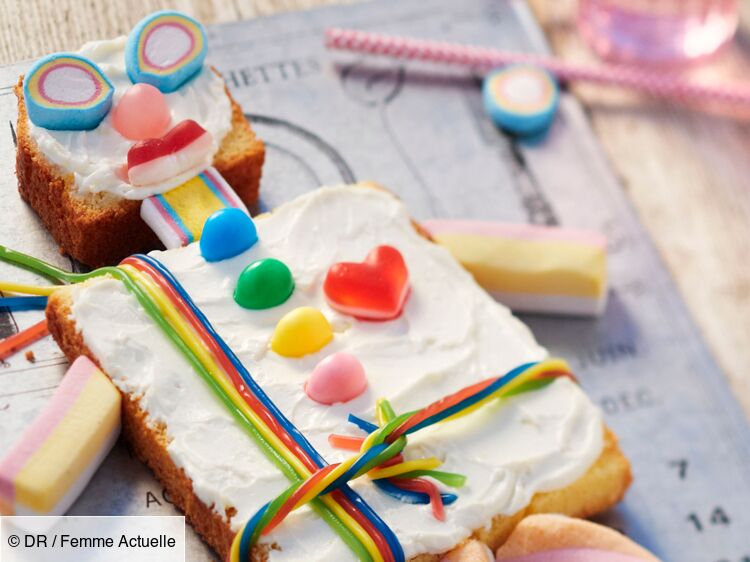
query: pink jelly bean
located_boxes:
[305,353,368,405]
[112,83,171,140]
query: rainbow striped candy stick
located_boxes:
[0,356,121,516]
[422,220,608,317]
[140,167,249,249]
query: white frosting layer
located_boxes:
[27,37,232,200]
[68,187,604,560]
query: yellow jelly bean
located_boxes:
[271,306,333,358]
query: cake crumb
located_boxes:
[25,350,36,363]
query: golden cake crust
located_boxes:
[14,72,265,268]
[46,276,631,561]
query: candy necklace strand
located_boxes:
[240,360,572,547]
[236,414,412,551]
[123,258,317,471]
[368,400,459,515]
[0,281,58,296]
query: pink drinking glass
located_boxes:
[578,0,739,65]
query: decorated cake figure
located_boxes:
[0,184,637,561]
[15,10,265,267]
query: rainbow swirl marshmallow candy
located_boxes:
[127,119,213,187]
[23,53,114,131]
[482,65,559,137]
[0,356,120,516]
[125,10,207,93]
[423,219,608,317]
[495,514,661,562]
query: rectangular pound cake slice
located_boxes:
[46,184,631,561]
[16,36,264,269]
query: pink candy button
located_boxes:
[112,83,171,140]
[305,353,368,405]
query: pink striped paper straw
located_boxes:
[325,28,750,107]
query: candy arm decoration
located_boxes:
[126,10,207,93]
[0,320,50,361]
[140,167,250,249]
[422,219,608,317]
[231,360,575,559]
[23,53,114,131]
[495,514,661,561]
[0,356,121,516]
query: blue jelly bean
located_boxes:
[200,208,258,262]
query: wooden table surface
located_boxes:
[1,0,748,415]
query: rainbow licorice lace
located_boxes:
[0,246,575,562]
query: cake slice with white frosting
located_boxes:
[46,185,631,561]
[16,12,265,268]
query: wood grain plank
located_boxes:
[530,0,750,415]
[0,0,353,64]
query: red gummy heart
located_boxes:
[323,245,410,321]
[127,119,207,169]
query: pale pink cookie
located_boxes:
[441,540,495,562]
[495,515,660,561]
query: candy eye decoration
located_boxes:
[126,10,208,93]
[23,53,114,131]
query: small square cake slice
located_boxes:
[15,36,264,268]
[46,185,631,561]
